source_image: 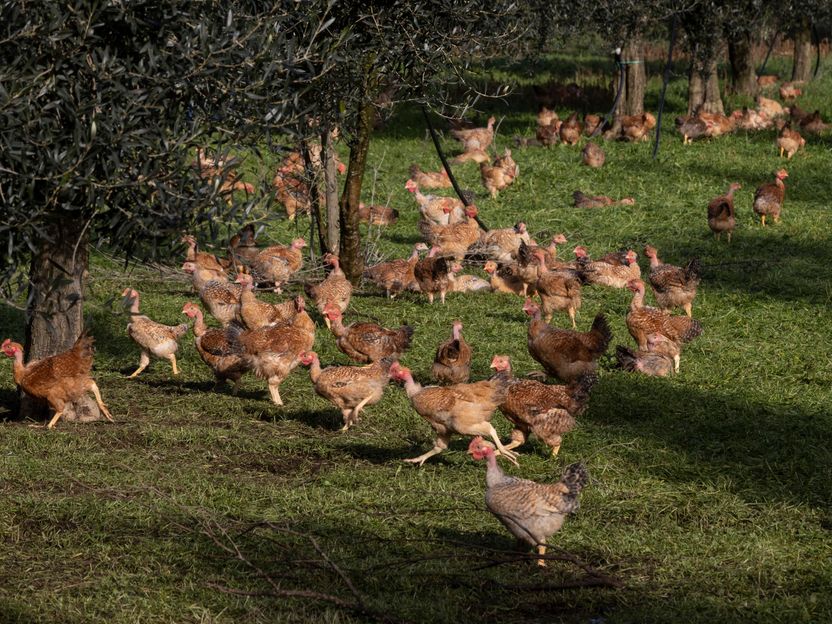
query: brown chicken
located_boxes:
[182,262,242,326]
[757,95,785,118]
[226,300,315,405]
[432,320,472,384]
[484,261,530,296]
[800,110,829,134]
[707,182,741,242]
[698,111,736,137]
[390,362,517,466]
[620,112,657,142]
[450,272,490,293]
[358,202,399,226]
[182,302,250,393]
[450,149,490,164]
[272,168,313,220]
[489,355,594,456]
[534,251,582,328]
[480,222,530,264]
[730,107,771,131]
[779,82,802,100]
[538,107,559,127]
[572,191,635,208]
[298,351,393,431]
[182,235,230,273]
[235,274,297,329]
[451,115,496,152]
[480,155,516,199]
[777,123,805,159]
[643,247,701,317]
[583,113,603,136]
[525,299,611,383]
[625,279,702,373]
[413,247,455,304]
[559,111,583,145]
[363,243,429,298]
[304,254,352,327]
[405,179,465,226]
[409,164,452,189]
[122,288,189,378]
[536,120,561,147]
[753,169,788,226]
[468,437,588,566]
[227,224,260,271]
[676,115,711,144]
[581,142,605,168]
[757,74,779,87]
[576,248,640,289]
[251,238,306,292]
[615,335,678,377]
[325,305,413,363]
[428,206,482,261]
[2,334,113,429]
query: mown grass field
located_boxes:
[1,53,832,623]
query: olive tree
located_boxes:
[0,0,329,418]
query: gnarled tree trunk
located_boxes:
[728,33,758,97]
[791,19,813,82]
[614,38,646,117]
[22,214,101,423]
[688,56,724,115]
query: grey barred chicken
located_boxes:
[122,288,189,378]
[468,437,588,566]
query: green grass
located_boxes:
[2,52,832,623]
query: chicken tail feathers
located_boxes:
[223,323,247,355]
[680,318,703,343]
[589,313,613,354]
[561,462,589,502]
[684,257,702,282]
[569,373,597,406]
[396,325,415,351]
[615,345,638,371]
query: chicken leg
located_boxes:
[129,352,151,378]
[47,408,65,430]
[88,381,114,422]
[503,427,528,452]
[267,381,284,406]
[167,354,179,375]
[568,307,577,330]
[760,215,766,227]
[537,544,548,567]
[404,433,450,466]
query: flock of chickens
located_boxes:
[2,77,815,565]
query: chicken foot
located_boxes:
[404,433,450,466]
[340,394,374,431]
[129,352,151,378]
[536,544,548,567]
[458,422,519,465]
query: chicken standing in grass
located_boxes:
[707,183,741,242]
[643,246,701,317]
[122,288,189,378]
[468,437,588,566]
[390,362,517,466]
[299,351,394,431]
[432,320,472,384]
[753,169,788,226]
[2,334,113,429]
[182,302,251,393]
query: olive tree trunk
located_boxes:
[614,39,646,117]
[688,56,724,115]
[338,99,374,284]
[728,33,758,96]
[791,20,813,82]
[22,214,101,423]
[322,129,340,256]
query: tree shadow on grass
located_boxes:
[590,373,832,508]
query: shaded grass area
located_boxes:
[2,51,832,623]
